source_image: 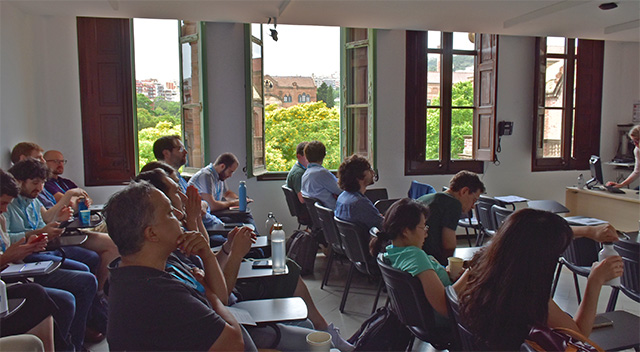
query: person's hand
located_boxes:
[3,236,48,262]
[200,200,209,217]
[42,222,64,239]
[56,206,73,222]
[177,231,212,259]
[590,256,623,286]
[605,181,623,188]
[185,186,202,220]
[246,197,254,204]
[445,266,466,282]
[591,224,618,243]
[190,267,206,286]
[229,226,256,257]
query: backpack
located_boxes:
[285,229,318,276]
[525,325,605,352]
[348,306,413,351]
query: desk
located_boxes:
[211,236,268,253]
[590,310,639,351]
[565,187,639,232]
[0,261,62,280]
[47,234,88,250]
[237,260,288,279]
[232,297,307,324]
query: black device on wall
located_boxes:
[498,121,513,136]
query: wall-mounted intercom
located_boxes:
[498,121,513,136]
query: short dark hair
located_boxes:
[153,135,181,160]
[338,154,372,192]
[135,169,170,194]
[104,181,156,256]
[11,142,43,164]
[140,161,176,175]
[296,142,309,157]
[449,170,485,193]
[304,141,326,163]
[214,153,238,168]
[8,158,50,181]
[0,169,20,197]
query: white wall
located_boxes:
[1,4,638,233]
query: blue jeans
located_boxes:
[25,245,99,274]
[43,287,75,351]
[36,269,98,351]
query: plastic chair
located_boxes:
[334,217,383,314]
[314,203,346,290]
[301,194,327,246]
[458,209,480,247]
[445,286,486,351]
[408,180,436,199]
[373,198,400,215]
[606,240,640,311]
[550,237,600,303]
[281,185,311,229]
[491,204,513,229]
[377,255,456,350]
[364,188,388,205]
[474,196,505,246]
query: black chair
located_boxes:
[315,203,346,289]
[490,204,513,229]
[474,196,505,246]
[334,217,383,314]
[458,209,480,247]
[301,194,327,246]
[374,198,400,215]
[606,240,640,311]
[445,285,485,351]
[364,188,388,205]
[550,237,600,303]
[281,185,311,229]
[377,255,456,350]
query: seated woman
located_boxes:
[458,208,623,350]
[369,198,467,323]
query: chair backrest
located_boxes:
[281,185,311,226]
[301,194,323,230]
[376,254,439,341]
[526,200,570,214]
[315,203,343,254]
[614,240,639,300]
[475,196,503,233]
[408,180,436,199]
[491,204,513,229]
[334,217,377,276]
[364,188,389,205]
[374,198,400,215]
[445,286,484,351]
[563,237,600,267]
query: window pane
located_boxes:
[547,36,565,54]
[251,24,262,39]
[451,108,474,160]
[348,46,368,105]
[348,107,370,159]
[427,53,440,106]
[453,32,475,51]
[541,108,563,158]
[427,31,441,49]
[452,54,474,107]
[252,105,264,168]
[252,42,263,103]
[426,108,440,160]
[545,58,564,107]
[347,28,368,42]
[183,106,203,168]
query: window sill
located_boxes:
[257,172,288,181]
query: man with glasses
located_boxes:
[42,150,86,206]
[417,171,485,265]
[334,154,383,230]
[153,135,189,192]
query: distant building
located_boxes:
[264,75,317,108]
[136,79,180,102]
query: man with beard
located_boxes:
[334,155,383,230]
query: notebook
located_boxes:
[1,261,54,275]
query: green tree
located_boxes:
[264,101,340,171]
[316,82,335,108]
[137,93,153,112]
[137,121,181,170]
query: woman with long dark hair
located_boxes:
[458,208,623,350]
[370,198,467,322]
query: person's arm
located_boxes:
[416,270,448,317]
[206,294,244,351]
[220,227,255,297]
[42,188,88,223]
[571,224,618,243]
[297,191,304,204]
[441,227,457,260]
[0,236,48,266]
[607,149,639,188]
[201,193,238,212]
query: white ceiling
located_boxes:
[9,0,640,42]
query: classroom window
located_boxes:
[405,31,498,175]
[531,37,604,171]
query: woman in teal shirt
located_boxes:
[370,198,467,320]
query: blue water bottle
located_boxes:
[238,181,247,212]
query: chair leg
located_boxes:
[371,278,383,314]
[606,287,620,312]
[551,262,563,298]
[321,249,334,290]
[405,336,415,352]
[464,227,472,247]
[475,230,485,247]
[572,272,582,304]
[340,263,355,313]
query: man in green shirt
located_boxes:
[286,142,309,204]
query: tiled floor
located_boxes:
[88,238,639,351]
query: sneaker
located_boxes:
[325,322,354,352]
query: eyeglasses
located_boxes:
[46,159,67,164]
[424,224,430,231]
[173,146,185,153]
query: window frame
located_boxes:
[531,37,604,172]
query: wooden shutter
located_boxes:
[77,17,135,185]
[473,34,499,161]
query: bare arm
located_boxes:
[206,292,244,351]
[441,227,457,260]
[201,193,238,212]
[416,270,448,317]
[221,227,255,297]
[297,191,304,204]
[42,188,88,223]
[572,224,618,243]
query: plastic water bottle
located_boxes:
[271,223,286,274]
[577,174,585,189]
[0,279,8,314]
[265,212,278,239]
[598,243,621,286]
[238,181,247,212]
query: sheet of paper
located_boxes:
[494,195,529,203]
[1,261,53,275]
[226,306,257,326]
[564,216,608,226]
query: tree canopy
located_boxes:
[136,94,182,170]
[316,82,335,108]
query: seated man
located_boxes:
[188,153,255,228]
[286,141,309,204]
[10,142,46,164]
[417,171,485,265]
[301,141,341,209]
[335,155,383,230]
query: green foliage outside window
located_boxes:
[265,101,340,172]
[425,80,474,160]
[316,82,335,108]
[136,93,182,171]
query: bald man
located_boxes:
[42,150,82,204]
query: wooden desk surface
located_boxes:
[565,187,639,232]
